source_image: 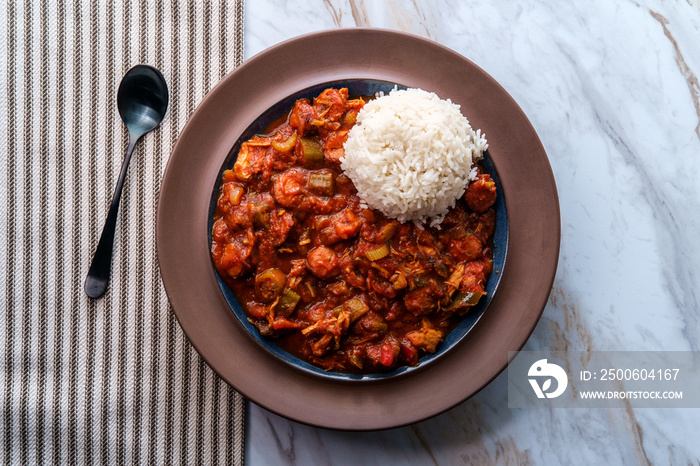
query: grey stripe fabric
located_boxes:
[0,1,246,464]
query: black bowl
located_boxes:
[208,79,509,382]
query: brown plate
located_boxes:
[157,28,560,430]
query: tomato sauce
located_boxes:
[211,88,497,373]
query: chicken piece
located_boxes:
[289,99,316,136]
[272,168,307,208]
[313,88,348,123]
[233,137,269,181]
[217,229,255,278]
[269,209,295,246]
[342,265,367,290]
[285,259,307,291]
[403,287,438,315]
[406,319,444,353]
[448,234,482,262]
[460,261,486,293]
[390,271,408,291]
[301,310,350,337]
[302,309,351,355]
[403,279,446,315]
[327,280,349,296]
[445,263,465,291]
[415,228,440,257]
[367,269,397,299]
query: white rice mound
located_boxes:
[341,88,488,228]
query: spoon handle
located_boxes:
[84,134,139,299]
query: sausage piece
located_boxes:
[306,246,339,279]
[464,174,497,213]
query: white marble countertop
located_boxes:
[243,1,700,464]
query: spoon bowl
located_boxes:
[117,65,169,135]
[84,64,169,299]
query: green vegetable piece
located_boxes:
[433,262,450,278]
[251,203,271,229]
[365,244,389,262]
[249,318,273,336]
[255,268,287,302]
[308,172,335,196]
[379,222,397,242]
[343,111,357,126]
[348,352,364,369]
[372,320,388,334]
[276,289,301,317]
[300,137,323,165]
[448,291,485,311]
[344,298,369,323]
[271,133,297,153]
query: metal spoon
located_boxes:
[84,64,169,299]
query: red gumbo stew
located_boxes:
[211,88,497,373]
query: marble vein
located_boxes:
[650,10,700,138]
[348,0,370,27]
[322,0,344,27]
[408,425,438,466]
[622,401,652,466]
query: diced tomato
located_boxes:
[379,339,400,367]
[272,317,303,330]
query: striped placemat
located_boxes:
[0,1,246,464]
